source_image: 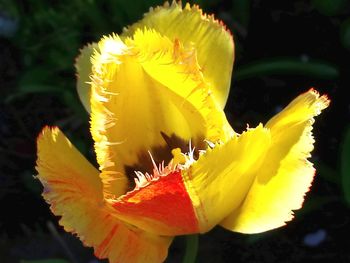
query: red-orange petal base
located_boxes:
[113,170,199,236]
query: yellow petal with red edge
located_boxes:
[90,30,233,199]
[182,124,271,233]
[112,169,199,236]
[75,42,98,112]
[220,89,330,234]
[36,127,172,263]
[122,1,234,108]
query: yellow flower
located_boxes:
[36,2,329,263]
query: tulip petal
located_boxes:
[112,169,199,236]
[36,126,103,201]
[90,31,232,199]
[75,43,98,112]
[182,125,271,232]
[220,89,330,234]
[123,2,234,108]
[36,127,172,263]
[131,29,233,142]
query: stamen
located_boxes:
[134,139,214,189]
[175,140,199,170]
[148,150,160,176]
[134,171,150,188]
[204,139,215,149]
[133,152,177,189]
[188,140,195,162]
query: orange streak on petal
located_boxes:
[113,170,199,236]
[95,221,118,257]
[36,127,172,263]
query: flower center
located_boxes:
[123,132,205,190]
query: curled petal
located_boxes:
[36,126,103,203]
[130,29,233,143]
[36,127,172,263]
[123,1,234,108]
[220,89,330,233]
[182,124,271,232]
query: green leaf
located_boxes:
[20,259,70,263]
[312,0,347,16]
[5,85,62,103]
[18,84,62,94]
[19,67,52,86]
[234,58,339,81]
[340,18,350,51]
[341,126,350,205]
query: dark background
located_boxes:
[1,0,349,262]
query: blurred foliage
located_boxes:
[231,0,251,27]
[0,0,344,115]
[340,18,350,50]
[0,0,349,262]
[1,0,168,118]
[312,0,348,16]
[341,126,350,205]
[235,57,339,81]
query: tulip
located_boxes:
[36,2,329,263]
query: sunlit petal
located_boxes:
[182,124,271,232]
[36,127,172,263]
[220,89,330,233]
[123,2,234,108]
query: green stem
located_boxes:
[234,58,339,80]
[182,235,199,263]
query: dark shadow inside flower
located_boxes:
[124,132,205,191]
